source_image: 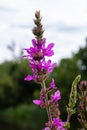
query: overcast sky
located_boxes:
[0,0,87,63]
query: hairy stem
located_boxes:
[67,112,71,122]
[41,80,52,127]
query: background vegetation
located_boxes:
[0,39,87,130]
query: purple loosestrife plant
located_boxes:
[23,11,81,130]
[77,81,87,129]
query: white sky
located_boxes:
[0,0,87,63]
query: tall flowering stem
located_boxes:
[23,11,66,130]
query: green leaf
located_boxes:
[68,75,81,108]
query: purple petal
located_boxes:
[54,90,61,101]
[47,43,55,50]
[42,127,50,130]
[24,75,33,81]
[51,62,57,68]
[44,43,55,56]
[33,100,42,105]
[32,39,36,46]
[47,62,57,73]
[52,118,66,130]
[50,78,56,89]
[51,90,61,102]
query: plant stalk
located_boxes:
[41,80,53,127]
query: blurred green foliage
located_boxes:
[0,60,41,109]
[0,41,87,130]
[0,105,47,130]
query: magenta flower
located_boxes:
[33,99,43,105]
[23,38,54,60]
[42,127,51,130]
[51,90,61,102]
[24,58,56,82]
[33,90,45,107]
[36,59,56,74]
[23,38,56,82]
[52,118,66,130]
[42,59,56,74]
[43,118,66,130]
[43,43,55,57]
[24,75,36,81]
[50,78,56,89]
[33,99,45,108]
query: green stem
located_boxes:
[41,80,52,127]
[67,111,71,122]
